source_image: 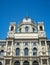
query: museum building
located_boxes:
[0,17,50,65]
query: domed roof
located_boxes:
[22,16,32,23]
[18,16,35,27]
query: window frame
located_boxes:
[41,41,45,46]
[25,26,29,32]
[11,26,14,31]
[24,48,29,56]
[40,26,43,31]
[32,27,35,32]
[19,28,21,32]
[5,59,10,64]
[16,48,20,56]
[33,47,37,56]
[42,59,47,64]
[8,41,12,46]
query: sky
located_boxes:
[0,0,50,39]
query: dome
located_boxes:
[22,16,33,23]
[18,16,35,26]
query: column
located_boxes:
[47,59,49,65]
[11,40,13,56]
[39,61,41,65]
[29,41,32,56]
[20,60,23,65]
[20,41,23,56]
[6,41,8,56]
[30,60,32,65]
[4,59,5,65]
[10,59,12,65]
[41,59,42,65]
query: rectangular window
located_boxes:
[42,52,46,55]
[6,59,10,64]
[41,41,45,46]
[0,43,6,47]
[32,42,38,46]
[17,42,20,45]
[0,51,1,55]
[8,41,12,46]
[33,52,37,55]
[25,42,28,46]
[32,42,36,46]
[42,59,47,64]
[48,51,50,55]
[15,42,20,46]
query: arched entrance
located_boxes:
[23,61,29,65]
[0,62,2,65]
[32,61,39,65]
[14,61,20,65]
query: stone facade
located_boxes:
[0,17,50,65]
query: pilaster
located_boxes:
[41,59,42,65]
[4,59,5,65]
[20,60,23,65]
[30,60,32,65]
[47,59,49,65]
[10,59,12,65]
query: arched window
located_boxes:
[0,62,2,65]
[24,48,28,56]
[16,48,20,56]
[40,26,43,31]
[19,28,21,32]
[32,28,35,32]
[11,26,14,31]
[14,61,20,65]
[25,26,29,32]
[33,48,37,56]
[23,61,29,65]
[32,61,39,65]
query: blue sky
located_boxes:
[0,0,50,39]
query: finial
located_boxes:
[25,16,30,20]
